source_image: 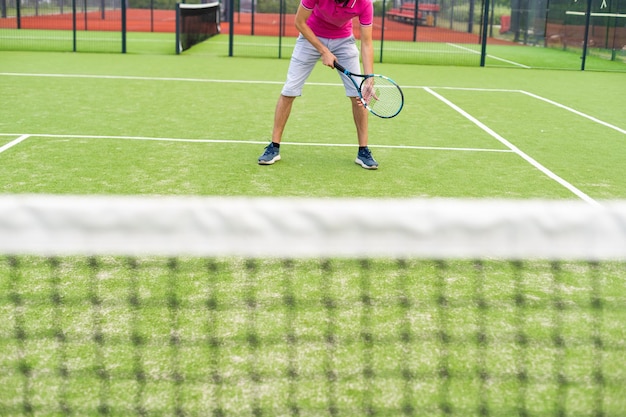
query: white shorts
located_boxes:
[281,34,360,97]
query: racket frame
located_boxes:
[334,61,404,119]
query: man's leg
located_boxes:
[330,37,377,168]
[258,94,295,165]
[259,35,322,165]
[351,96,378,169]
[350,96,368,147]
[272,95,296,144]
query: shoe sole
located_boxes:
[355,158,378,170]
[258,155,281,165]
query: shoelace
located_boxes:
[359,148,372,159]
[264,145,277,156]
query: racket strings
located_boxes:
[361,77,403,118]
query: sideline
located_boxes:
[0,134,29,155]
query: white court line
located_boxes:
[0,72,522,93]
[424,87,601,207]
[0,134,30,155]
[0,71,352,89]
[0,72,286,86]
[0,73,620,204]
[447,43,532,69]
[565,11,626,17]
[0,133,512,153]
[0,34,170,43]
[426,86,522,93]
[521,91,626,136]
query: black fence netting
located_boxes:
[1,0,624,69]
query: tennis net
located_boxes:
[175,2,220,54]
[1,195,625,416]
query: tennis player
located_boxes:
[257,0,378,169]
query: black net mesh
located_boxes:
[1,255,625,416]
[177,3,221,53]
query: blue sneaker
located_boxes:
[355,147,378,170]
[258,143,281,165]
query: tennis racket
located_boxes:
[334,61,404,119]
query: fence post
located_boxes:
[380,0,387,62]
[16,0,21,29]
[580,0,593,70]
[72,0,77,51]
[228,0,234,56]
[480,0,490,66]
[122,0,127,53]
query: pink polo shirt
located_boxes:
[300,0,374,39]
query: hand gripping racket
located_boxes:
[334,61,404,119]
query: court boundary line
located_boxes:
[0,134,30,155]
[520,91,626,135]
[0,71,521,92]
[1,72,621,205]
[0,133,512,154]
[447,43,532,68]
[1,71,623,134]
[425,87,601,207]
[0,129,603,206]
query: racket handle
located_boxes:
[333,61,347,73]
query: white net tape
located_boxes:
[1,195,626,259]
